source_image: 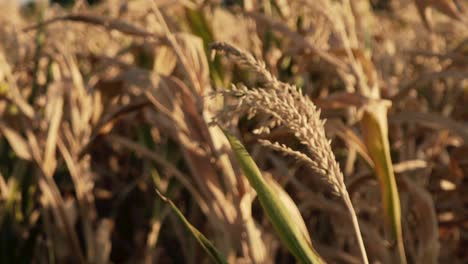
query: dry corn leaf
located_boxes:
[152,77,233,224]
[61,53,95,139]
[238,189,268,263]
[148,14,240,236]
[174,33,210,94]
[153,45,177,75]
[57,135,98,263]
[0,122,32,161]
[204,106,267,263]
[43,82,64,177]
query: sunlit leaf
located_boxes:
[361,104,406,264]
[224,130,325,264]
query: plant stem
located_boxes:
[342,191,369,264]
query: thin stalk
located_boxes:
[342,191,369,264]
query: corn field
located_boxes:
[0,0,467,263]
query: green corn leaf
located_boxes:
[223,130,325,264]
[155,190,228,264]
[361,105,406,264]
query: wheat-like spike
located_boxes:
[258,139,340,193]
[218,84,345,193]
[258,140,323,171]
[214,42,368,264]
[252,117,281,135]
[210,42,285,90]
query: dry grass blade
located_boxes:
[155,189,228,264]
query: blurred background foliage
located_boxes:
[0,0,467,263]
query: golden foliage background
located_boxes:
[0,0,467,263]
